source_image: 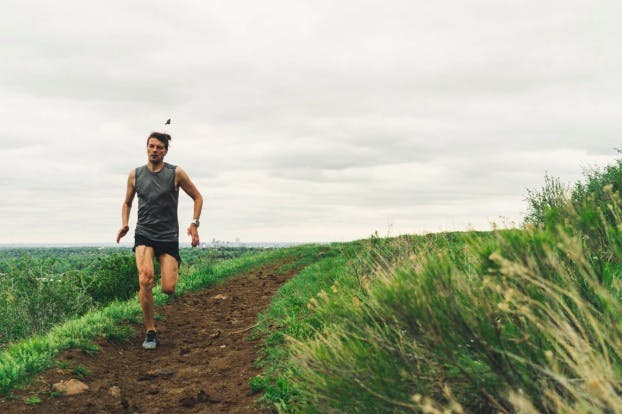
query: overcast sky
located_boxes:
[1,0,620,245]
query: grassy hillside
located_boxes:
[254,159,622,413]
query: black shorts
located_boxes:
[133,234,181,265]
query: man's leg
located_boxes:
[135,245,156,332]
[158,253,179,296]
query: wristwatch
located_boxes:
[191,219,200,228]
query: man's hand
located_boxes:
[116,225,129,243]
[187,225,200,247]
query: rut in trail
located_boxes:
[0,259,303,414]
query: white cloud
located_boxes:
[1,0,620,243]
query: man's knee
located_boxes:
[139,271,154,290]
[161,284,176,296]
[160,271,178,296]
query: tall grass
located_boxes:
[252,241,362,406]
[257,160,622,413]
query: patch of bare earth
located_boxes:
[0,260,301,413]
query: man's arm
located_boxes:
[177,167,203,247]
[116,169,136,243]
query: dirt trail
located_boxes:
[1,259,301,413]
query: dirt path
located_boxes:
[0,259,301,413]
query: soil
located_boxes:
[0,259,302,413]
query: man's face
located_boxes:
[147,138,167,163]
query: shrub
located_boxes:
[84,254,138,304]
[0,257,94,346]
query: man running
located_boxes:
[116,132,203,349]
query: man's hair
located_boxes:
[147,132,172,150]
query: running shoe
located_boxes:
[142,330,159,350]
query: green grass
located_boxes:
[71,364,89,378]
[252,242,358,405]
[254,234,487,412]
[48,390,64,399]
[0,244,325,395]
[23,395,41,405]
[253,158,622,413]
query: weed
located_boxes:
[105,325,135,343]
[249,376,265,394]
[79,343,100,356]
[72,364,89,378]
[24,395,41,405]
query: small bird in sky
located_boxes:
[165,118,171,125]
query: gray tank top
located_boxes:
[135,163,179,241]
